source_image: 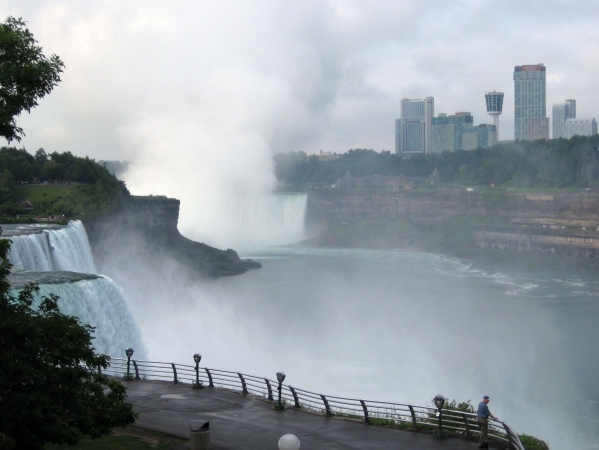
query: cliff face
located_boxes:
[307,190,599,228]
[84,196,261,277]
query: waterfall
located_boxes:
[11,276,146,359]
[8,220,96,273]
[232,193,308,246]
[7,232,54,271]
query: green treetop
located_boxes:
[0,17,64,143]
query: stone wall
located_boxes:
[307,190,599,228]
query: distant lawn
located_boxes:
[15,184,74,207]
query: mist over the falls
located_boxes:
[92,218,597,450]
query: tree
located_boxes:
[0,17,64,142]
[0,238,137,449]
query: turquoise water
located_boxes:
[121,246,599,449]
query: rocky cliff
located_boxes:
[84,196,261,277]
[307,189,599,228]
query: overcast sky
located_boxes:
[2,1,599,242]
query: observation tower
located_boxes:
[485,91,504,143]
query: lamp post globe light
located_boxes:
[275,371,286,410]
[192,353,203,389]
[124,348,134,381]
[433,394,448,440]
[278,434,300,450]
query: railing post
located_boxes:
[320,394,332,417]
[204,368,214,387]
[132,360,140,380]
[288,386,300,408]
[360,400,370,424]
[171,363,178,383]
[408,405,417,428]
[462,413,472,438]
[265,378,273,401]
[238,373,248,395]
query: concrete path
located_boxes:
[123,379,482,450]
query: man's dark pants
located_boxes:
[478,418,488,448]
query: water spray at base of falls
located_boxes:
[10,276,146,359]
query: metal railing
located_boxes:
[104,357,524,450]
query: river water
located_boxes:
[123,245,599,450]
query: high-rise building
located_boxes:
[563,118,597,138]
[477,124,498,149]
[552,99,577,138]
[395,97,434,155]
[552,104,568,139]
[431,112,473,153]
[526,118,550,141]
[485,91,503,144]
[431,112,496,152]
[566,99,577,119]
[514,64,548,140]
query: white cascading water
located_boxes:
[233,193,307,246]
[7,220,145,358]
[8,220,96,273]
[7,232,54,271]
[11,277,146,358]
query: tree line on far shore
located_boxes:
[275,135,599,189]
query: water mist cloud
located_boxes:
[2,1,599,246]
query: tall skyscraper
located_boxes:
[566,99,577,119]
[395,97,434,155]
[552,103,568,139]
[431,112,473,153]
[514,64,548,140]
[552,99,576,138]
[485,91,503,144]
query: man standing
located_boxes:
[477,396,498,449]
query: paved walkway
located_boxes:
[123,379,482,449]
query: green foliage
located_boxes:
[440,398,475,414]
[275,135,599,189]
[0,239,137,449]
[518,434,550,450]
[0,17,64,142]
[0,147,130,219]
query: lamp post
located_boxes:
[275,371,286,410]
[125,348,134,381]
[433,394,448,440]
[192,353,203,389]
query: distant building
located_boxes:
[485,91,504,143]
[514,64,548,140]
[461,126,479,151]
[431,113,496,152]
[314,150,341,161]
[431,112,473,153]
[395,97,434,155]
[526,117,550,141]
[566,99,577,119]
[563,118,598,138]
[477,124,498,148]
[552,99,576,138]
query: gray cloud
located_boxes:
[1,0,598,243]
